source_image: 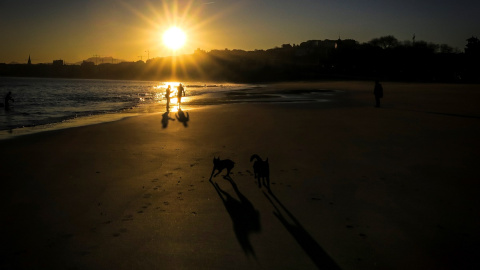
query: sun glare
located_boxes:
[163,27,186,50]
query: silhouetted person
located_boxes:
[4,91,14,111]
[165,85,171,111]
[177,83,185,106]
[374,80,383,108]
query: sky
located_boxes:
[0,0,479,63]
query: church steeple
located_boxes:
[28,54,31,65]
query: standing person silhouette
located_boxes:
[4,91,14,111]
[177,83,185,106]
[165,85,171,111]
[373,80,383,108]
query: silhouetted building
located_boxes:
[465,36,480,56]
[27,55,31,65]
[81,61,94,67]
[296,40,337,56]
[53,60,64,66]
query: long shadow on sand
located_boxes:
[264,190,340,270]
[210,179,261,257]
[176,108,190,127]
[161,111,175,128]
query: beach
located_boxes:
[1,81,479,269]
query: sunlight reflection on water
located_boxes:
[0,77,337,138]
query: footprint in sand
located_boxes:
[190,163,199,167]
[143,193,152,199]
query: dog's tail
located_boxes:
[250,154,262,162]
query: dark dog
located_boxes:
[250,154,270,189]
[209,157,235,180]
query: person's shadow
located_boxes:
[264,190,340,270]
[176,108,190,127]
[210,178,261,257]
[161,111,175,128]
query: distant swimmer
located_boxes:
[4,91,14,111]
[177,83,185,106]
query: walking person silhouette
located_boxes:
[165,85,171,111]
[177,83,185,107]
[4,91,14,111]
[374,80,383,108]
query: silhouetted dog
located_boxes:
[209,157,235,180]
[250,154,270,189]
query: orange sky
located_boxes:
[1,0,478,64]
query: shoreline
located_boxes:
[0,80,343,140]
[3,80,480,141]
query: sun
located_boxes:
[163,27,186,50]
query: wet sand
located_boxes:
[1,81,479,269]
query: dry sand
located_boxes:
[1,81,479,269]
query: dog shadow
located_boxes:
[263,190,340,269]
[210,179,261,257]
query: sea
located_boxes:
[0,77,333,139]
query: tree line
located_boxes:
[1,36,479,83]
